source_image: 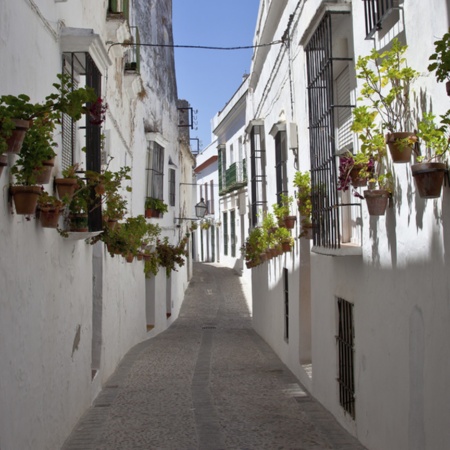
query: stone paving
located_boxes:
[62,262,366,450]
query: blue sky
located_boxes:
[172,0,260,151]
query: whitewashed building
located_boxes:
[243,0,450,449]
[0,1,193,449]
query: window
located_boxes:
[62,51,103,231]
[363,0,395,39]
[230,210,236,257]
[305,11,359,251]
[125,26,140,73]
[218,144,226,193]
[108,0,129,18]
[146,140,165,200]
[209,180,215,214]
[270,123,288,205]
[223,211,228,256]
[168,169,175,207]
[337,297,355,419]
[284,268,289,342]
[230,143,234,165]
[204,182,209,214]
[248,121,267,227]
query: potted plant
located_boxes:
[428,30,450,95]
[411,113,449,198]
[66,178,90,231]
[156,236,188,277]
[294,171,313,238]
[37,191,65,228]
[55,163,80,201]
[145,197,168,218]
[200,220,211,230]
[274,226,294,252]
[355,38,419,163]
[242,227,266,268]
[273,194,296,229]
[364,172,394,216]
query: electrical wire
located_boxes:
[107,40,283,53]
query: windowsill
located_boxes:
[311,243,362,257]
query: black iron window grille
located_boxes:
[223,211,228,256]
[168,168,175,207]
[363,0,395,39]
[230,210,236,257]
[218,145,227,193]
[146,141,164,200]
[305,12,355,250]
[336,297,355,419]
[249,123,267,227]
[274,130,288,205]
[62,51,103,231]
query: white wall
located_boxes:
[0,1,188,449]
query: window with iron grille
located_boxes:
[230,210,236,257]
[204,182,209,214]
[273,128,288,205]
[284,268,289,342]
[125,26,140,73]
[209,180,215,214]
[218,145,226,193]
[168,168,175,207]
[337,297,355,419]
[305,11,358,250]
[146,141,164,200]
[62,52,103,231]
[363,0,395,39]
[223,211,228,256]
[108,0,129,19]
[248,122,267,227]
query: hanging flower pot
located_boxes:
[39,206,62,228]
[283,215,297,229]
[10,185,42,215]
[33,157,55,185]
[364,189,390,216]
[411,162,447,198]
[386,132,417,163]
[125,253,134,263]
[0,153,7,176]
[6,119,30,154]
[145,208,161,218]
[349,164,368,187]
[281,241,292,252]
[55,178,78,201]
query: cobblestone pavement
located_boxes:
[62,262,366,450]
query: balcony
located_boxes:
[220,159,247,196]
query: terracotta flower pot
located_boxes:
[33,158,55,185]
[10,185,42,215]
[39,206,61,228]
[364,189,390,216]
[411,162,447,199]
[55,178,78,201]
[386,132,416,163]
[125,253,134,263]
[283,216,297,229]
[145,208,161,218]
[281,241,292,252]
[350,165,368,187]
[5,119,30,154]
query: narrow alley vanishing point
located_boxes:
[62,263,365,450]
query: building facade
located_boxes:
[0,1,194,449]
[240,1,450,449]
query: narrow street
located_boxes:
[62,263,365,450]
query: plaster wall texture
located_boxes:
[0,1,188,449]
[247,0,450,449]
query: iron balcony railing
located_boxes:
[363,0,395,39]
[219,159,247,195]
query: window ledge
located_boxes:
[63,231,103,241]
[311,243,362,257]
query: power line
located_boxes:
[107,40,283,53]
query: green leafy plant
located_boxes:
[37,191,65,210]
[156,236,188,277]
[416,113,450,162]
[272,194,294,222]
[293,171,313,237]
[428,30,450,83]
[145,197,168,214]
[241,227,266,266]
[355,38,419,133]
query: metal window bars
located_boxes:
[363,0,395,39]
[336,297,355,419]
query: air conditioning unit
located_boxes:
[288,122,298,149]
